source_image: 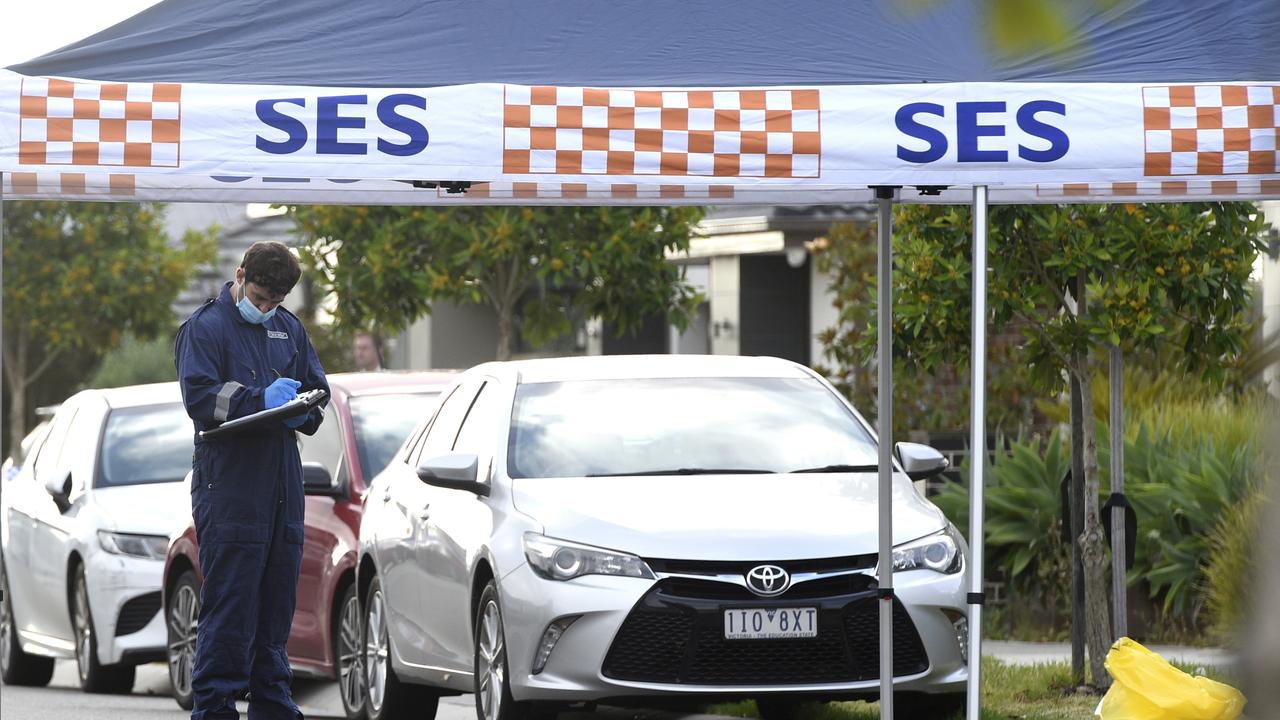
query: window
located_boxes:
[96,402,195,488]
[507,377,879,479]
[350,392,439,482]
[452,382,505,457]
[300,404,345,480]
[413,380,481,467]
[32,401,78,486]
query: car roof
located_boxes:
[472,354,814,385]
[90,381,183,409]
[327,370,459,397]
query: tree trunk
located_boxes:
[1069,371,1086,686]
[496,308,513,361]
[1076,357,1113,690]
[4,333,28,455]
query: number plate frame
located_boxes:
[723,607,818,640]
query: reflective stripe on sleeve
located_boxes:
[214,381,245,422]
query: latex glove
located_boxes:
[283,412,307,429]
[264,377,301,409]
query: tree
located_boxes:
[835,201,1266,688]
[289,206,704,360]
[813,221,1046,440]
[2,201,214,452]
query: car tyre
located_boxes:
[893,691,966,720]
[363,574,439,720]
[1,559,55,686]
[334,582,365,720]
[166,569,200,710]
[72,566,135,694]
[474,581,555,720]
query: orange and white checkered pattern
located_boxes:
[1143,85,1278,176]
[503,87,820,178]
[18,78,182,168]
[447,181,736,200]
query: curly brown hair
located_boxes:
[240,241,301,297]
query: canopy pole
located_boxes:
[874,186,897,720]
[1,172,5,462]
[1110,346,1127,639]
[966,185,988,720]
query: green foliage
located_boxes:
[3,201,215,354]
[1202,490,1266,640]
[935,432,1073,627]
[1117,401,1265,625]
[288,205,704,359]
[871,203,1266,393]
[2,201,215,450]
[813,221,1043,437]
[88,333,179,388]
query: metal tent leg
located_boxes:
[875,187,895,720]
[967,185,989,720]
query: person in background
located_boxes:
[353,330,385,372]
[175,240,329,720]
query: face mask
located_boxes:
[237,283,278,324]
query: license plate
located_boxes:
[723,607,818,639]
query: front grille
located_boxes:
[646,555,877,576]
[602,581,929,685]
[115,591,162,636]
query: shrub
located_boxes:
[934,432,1073,629]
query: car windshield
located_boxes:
[508,377,879,479]
[97,402,195,487]
[351,393,437,481]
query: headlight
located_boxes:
[97,531,168,561]
[890,527,963,574]
[523,533,655,581]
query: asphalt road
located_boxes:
[0,661,738,720]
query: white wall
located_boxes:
[709,255,740,356]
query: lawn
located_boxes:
[704,658,1242,720]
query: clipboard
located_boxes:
[199,389,328,440]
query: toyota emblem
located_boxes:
[745,564,790,597]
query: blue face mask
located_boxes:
[237,284,278,324]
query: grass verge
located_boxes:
[704,657,1241,720]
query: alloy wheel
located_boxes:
[364,589,389,714]
[477,600,506,720]
[167,583,199,699]
[337,590,364,715]
[74,575,92,683]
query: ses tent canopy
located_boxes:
[2,2,1277,718]
[1,0,1277,205]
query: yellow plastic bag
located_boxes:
[1097,637,1245,720]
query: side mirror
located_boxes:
[417,453,489,496]
[895,442,949,481]
[301,462,342,498]
[44,468,72,513]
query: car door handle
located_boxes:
[382,490,391,503]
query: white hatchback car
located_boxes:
[358,355,969,720]
[1,382,194,693]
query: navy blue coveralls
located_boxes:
[176,281,329,720]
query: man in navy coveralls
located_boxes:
[176,241,329,719]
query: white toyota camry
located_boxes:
[358,355,969,720]
[1,382,193,693]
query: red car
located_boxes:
[162,371,455,718]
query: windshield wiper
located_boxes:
[790,464,882,474]
[586,468,775,477]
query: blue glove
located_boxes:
[264,377,301,409]
[283,412,307,429]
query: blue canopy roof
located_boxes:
[8,0,1279,87]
